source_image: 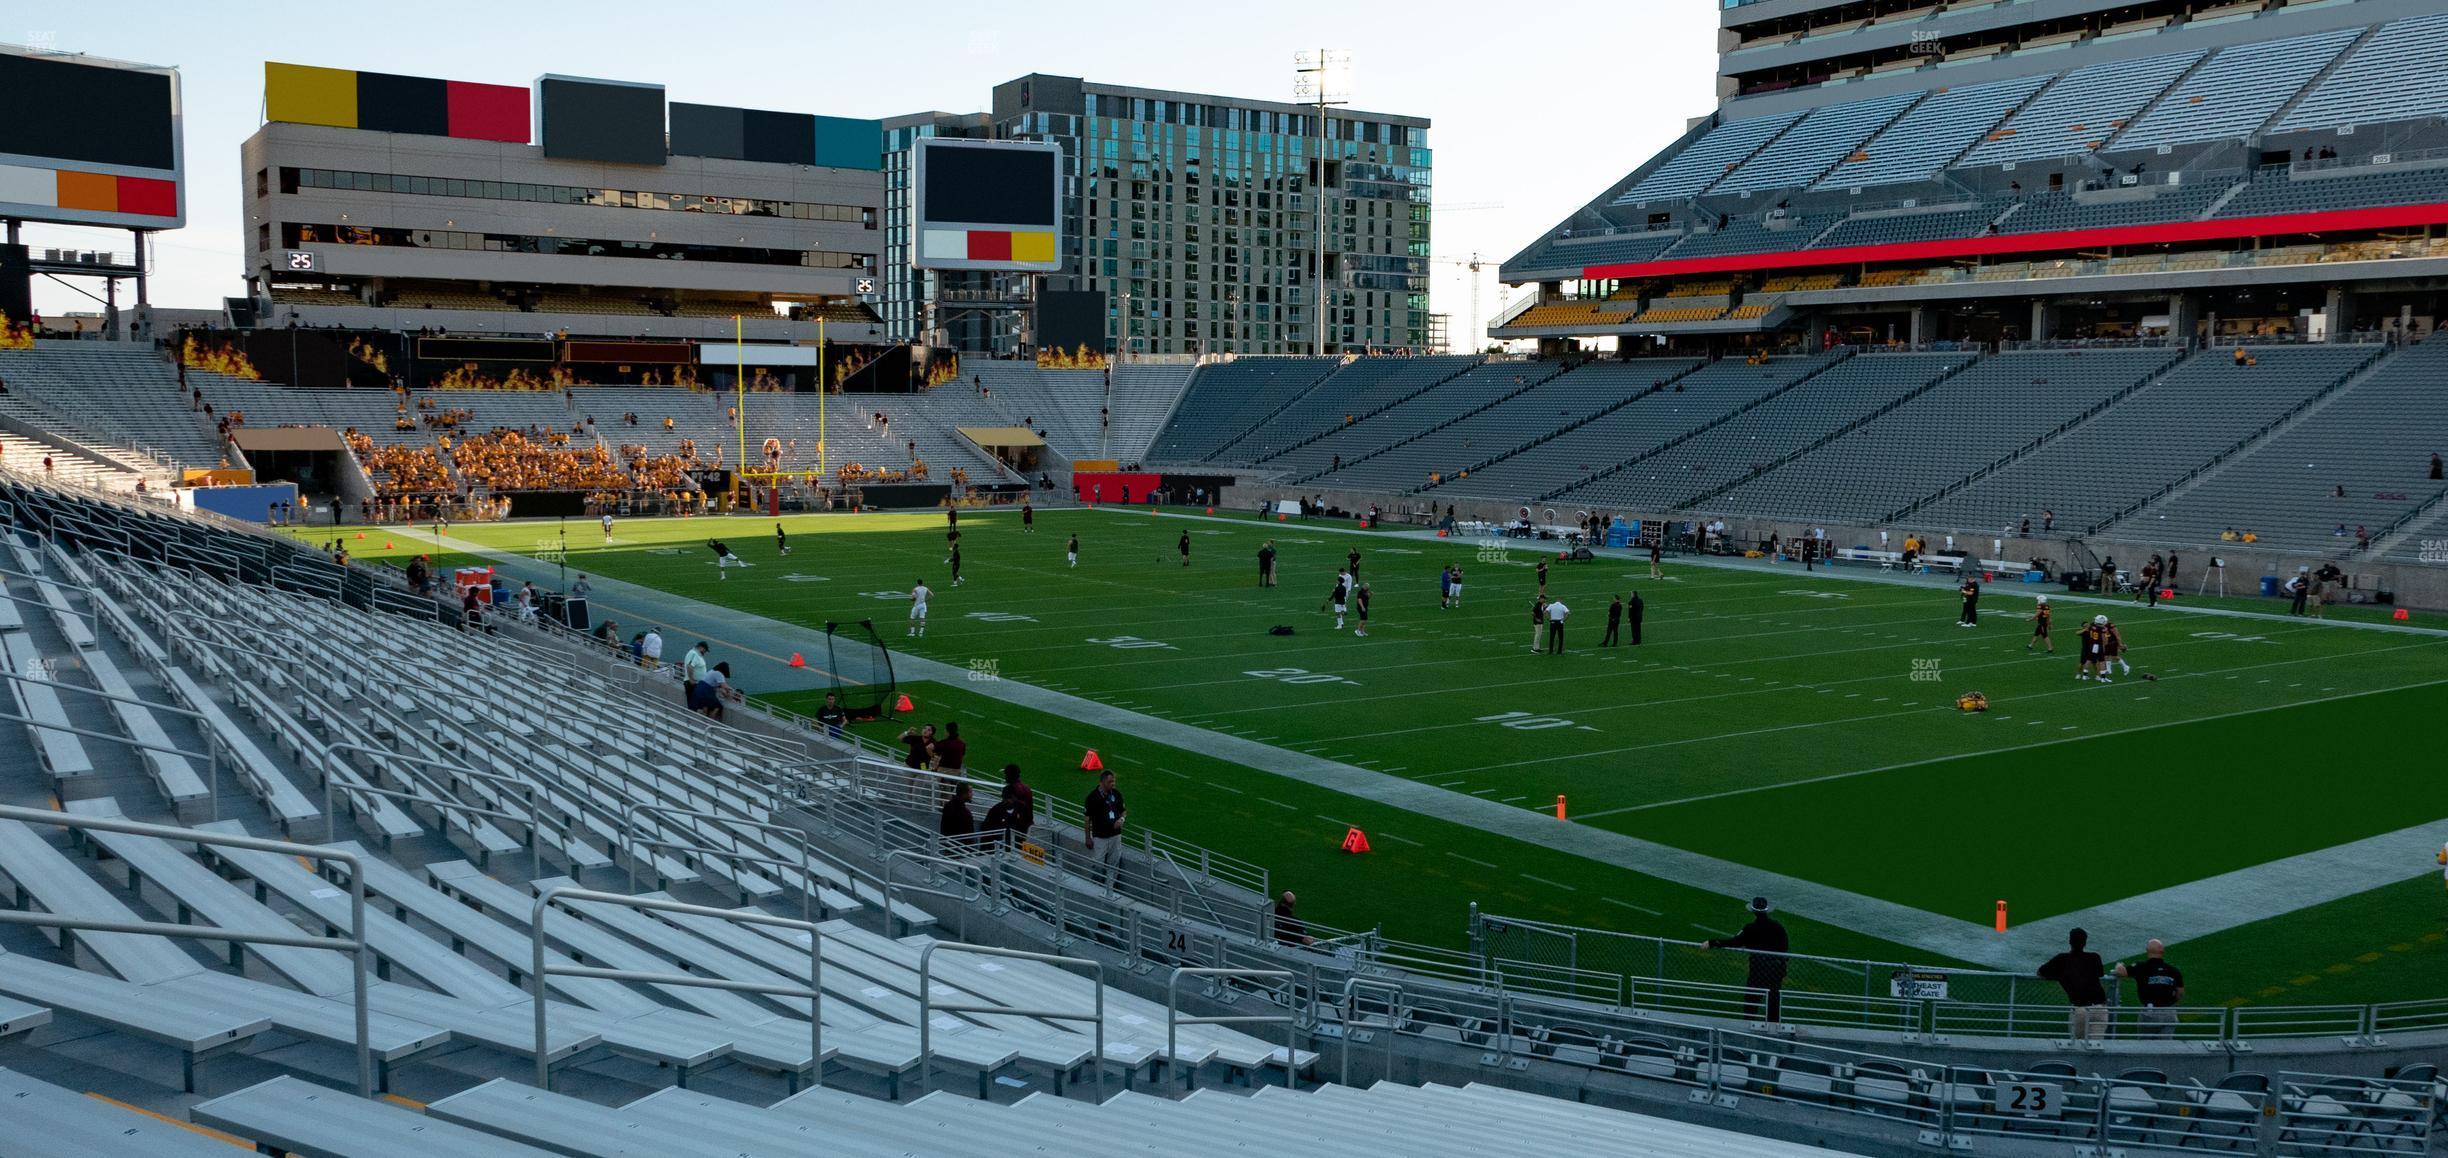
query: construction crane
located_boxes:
[1427,252,1501,354]
[1430,202,1505,353]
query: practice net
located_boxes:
[824,619,899,721]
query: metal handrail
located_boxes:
[621,803,824,924]
[1166,967,1297,1090]
[526,885,823,1090]
[0,804,375,1097]
[883,848,989,940]
[0,697,225,820]
[319,741,558,865]
[917,941,1104,1101]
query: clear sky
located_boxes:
[13,0,1721,342]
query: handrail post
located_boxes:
[921,941,1107,1102]
[528,886,826,1094]
[0,804,374,1098]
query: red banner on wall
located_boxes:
[1074,472,1160,503]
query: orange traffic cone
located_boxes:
[787,652,807,668]
[1206,506,1215,515]
[383,542,393,551]
[1340,827,1371,854]
[893,693,914,712]
[1080,749,1104,772]
[354,531,365,540]
[1277,514,1286,522]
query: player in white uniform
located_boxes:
[601,513,614,541]
[909,580,931,637]
[1326,568,1351,630]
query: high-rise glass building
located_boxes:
[883,75,1431,357]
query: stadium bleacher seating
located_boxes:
[1304,362,1608,491]
[1708,347,2182,522]
[2269,12,2448,134]
[1614,112,1805,205]
[1556,351,1968,511]
[1524,230,1682,270]
[0,342,221,469]
[2111,27,2361,150]
[1237,356,1478,465]
[2214,160,2448,219]
[1661,214,1831,259]
[1710,90,1925,195]
[1428,359,1708,499]
[1958,51,2206,168]
[1104,363,1194,464]
[1910,343,2381,533]
[1999,177,2232,235]
[2109,337,2448,549]
[1145,357,1341,463]
[1818,75,2054,191]
[1811,203,2001,249]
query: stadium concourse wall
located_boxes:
[1217,484,2448,613]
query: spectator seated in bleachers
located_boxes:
[450,429,629,493]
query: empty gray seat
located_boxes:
[0,1066,246,1157]
[190,1076,564,1158]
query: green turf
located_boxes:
[434,507,2448,1005]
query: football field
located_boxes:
[323,507,2448,1008]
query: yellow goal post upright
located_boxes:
[728,316,829,514]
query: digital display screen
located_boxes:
[0,53,175,170]
[921,142,1056,228]
[538,76,665,166]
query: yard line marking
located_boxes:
[1258,797,1298,811]
[1211,783,1245,795]
[1029,729,1065,742]
[1470,788,1499,796]
[1157,767,1192,779]
[1602,896,1663,916]
[1447,852,1499,870]
[1500,795,1528,803]
[1377,832,1423,846]
[1692,924,1736,938]
[1519,874,1579,892]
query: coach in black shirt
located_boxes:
[2039,928,2109,1041]
[1704,897,1789,1023]
[1627,590,1645,645]
[2115,938,2185,1037]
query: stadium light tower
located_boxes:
[1294,49,1352,357]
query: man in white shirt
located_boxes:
[1546,598,1571,655]
[640,628,664,669]
[601,512,614,542]
[909,580,932,638]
